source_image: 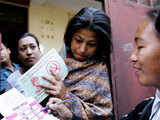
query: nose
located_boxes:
[130,51,137,63]
[26,48,32,55]
[79,43,86,53]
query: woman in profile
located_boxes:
[121,8,160,120]
[40,7,113,120]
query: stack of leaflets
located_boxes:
[0,88,59,120]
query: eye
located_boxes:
[137,46,144,50]
[75,39,83,43]
[31,45,36,49]
[19,47,26,51]
[87,42,97,47]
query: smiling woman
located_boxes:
[130,18,160,87]
[121,7,160,120]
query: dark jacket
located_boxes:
[120,97,154,120]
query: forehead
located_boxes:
[19,36,37,46]
[135,18,160,43]
[136,18,151,37]
[74,29,97,41]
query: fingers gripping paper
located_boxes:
[17,48,68,103]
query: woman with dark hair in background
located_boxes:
[39,7,113,120]
[7,32,42,94]
[121,8,160,120]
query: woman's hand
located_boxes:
[39,71,68,100]
[47,97,72,120]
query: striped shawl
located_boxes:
[64,58,113,120]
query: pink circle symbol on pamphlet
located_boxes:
[31,77,42,93]
[46,60,60,75]
[31,77,39,87]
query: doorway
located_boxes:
[0,2,28,63]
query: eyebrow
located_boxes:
[21,43,36,46]
[74,35,97,42]
[135,37,138,42]
[76,35,83,40]
[134,37,144,43]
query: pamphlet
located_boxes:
[17,48,68,103]
[0,88,59,120]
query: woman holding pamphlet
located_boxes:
[39,7,113,120]
[7,32,42,94]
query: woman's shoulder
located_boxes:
[120,97,154,120]
[9,70,21,77]
[7,70,22,83]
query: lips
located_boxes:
[135,67,142,71]
[133,66,142,72]
[132,66,142,76]
[77,54,85,58]
[76,54,87,60]
[25,57,35,62]
[133,66,142,71]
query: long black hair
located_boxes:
[64,9,113,115]
[64,7,112,65]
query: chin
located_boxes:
[26,63,35,68]
[78,58,85,61]
[74,57,86,62]
[139,79,154,87]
